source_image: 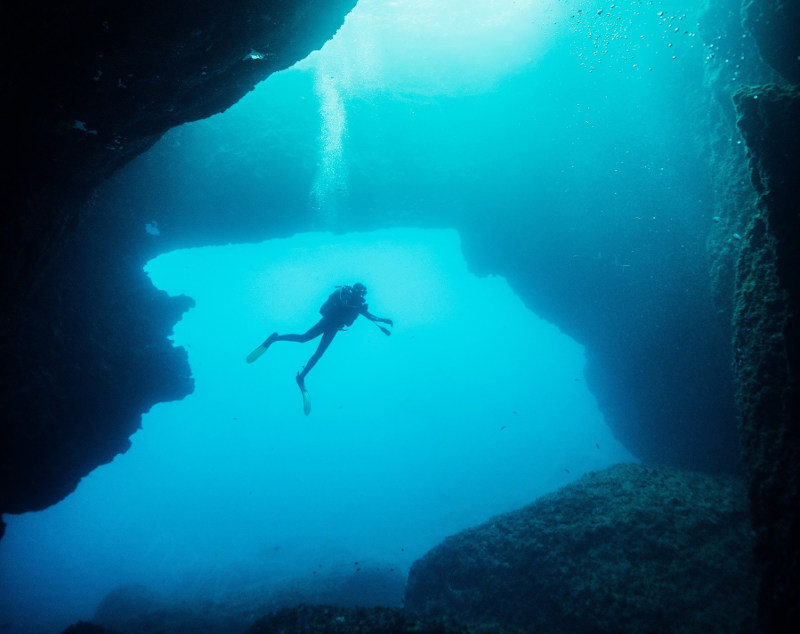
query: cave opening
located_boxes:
[0,228,636,629]
[1,0,731,630]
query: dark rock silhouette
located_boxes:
[732,82,800,633]
[1,0,357,530]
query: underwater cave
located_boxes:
[2,1,798,632]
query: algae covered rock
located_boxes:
[405,463,757,633]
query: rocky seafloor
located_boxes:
[65,463,757,633]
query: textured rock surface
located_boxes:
[698,1,800,629]
[742,0,800,84]
[458,206,739,474]
[248,605,476,634]
[697,0,779,322]
[61,622,115,634]
[405,463,757,633]
[732,83,800,633]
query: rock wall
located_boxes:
[732,83,800,632]
[2,0,357,304]
[405,463,757,633]
[742,0,800,84]
[0,208,194,519]
[0,0,357,533]
[694,0,800,628]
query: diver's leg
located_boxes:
[298,328,337,381]
[274,319,326,344]
[259,332,279,347]
[247,331,280,364]
[295,326,336,416]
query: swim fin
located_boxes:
[246,345,267,364]
[246,333,277,363]
[296,373,311,416]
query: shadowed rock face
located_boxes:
[0,0,357,532]
[742,0,800,84]
[405,463,758,634]
[732,83,800,633]
[3,0,357,303]
[696,0,800,629]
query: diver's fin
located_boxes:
[296,373,311,416]
[246,345,267,364]
[246,333,278,364]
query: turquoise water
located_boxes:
[0,0,713,630]
[0,229,635,629]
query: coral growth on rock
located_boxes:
[405,463,757,633]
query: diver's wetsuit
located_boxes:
[268,286,388,382]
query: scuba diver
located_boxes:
[246,282,393,415]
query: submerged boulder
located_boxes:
[405,463,758,633]
[89,566,407,633]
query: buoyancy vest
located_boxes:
[319,286,366,328]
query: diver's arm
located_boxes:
[361,307,393,326]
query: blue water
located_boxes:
[1,0,711,630]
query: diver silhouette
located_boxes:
[246,283,393,415]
